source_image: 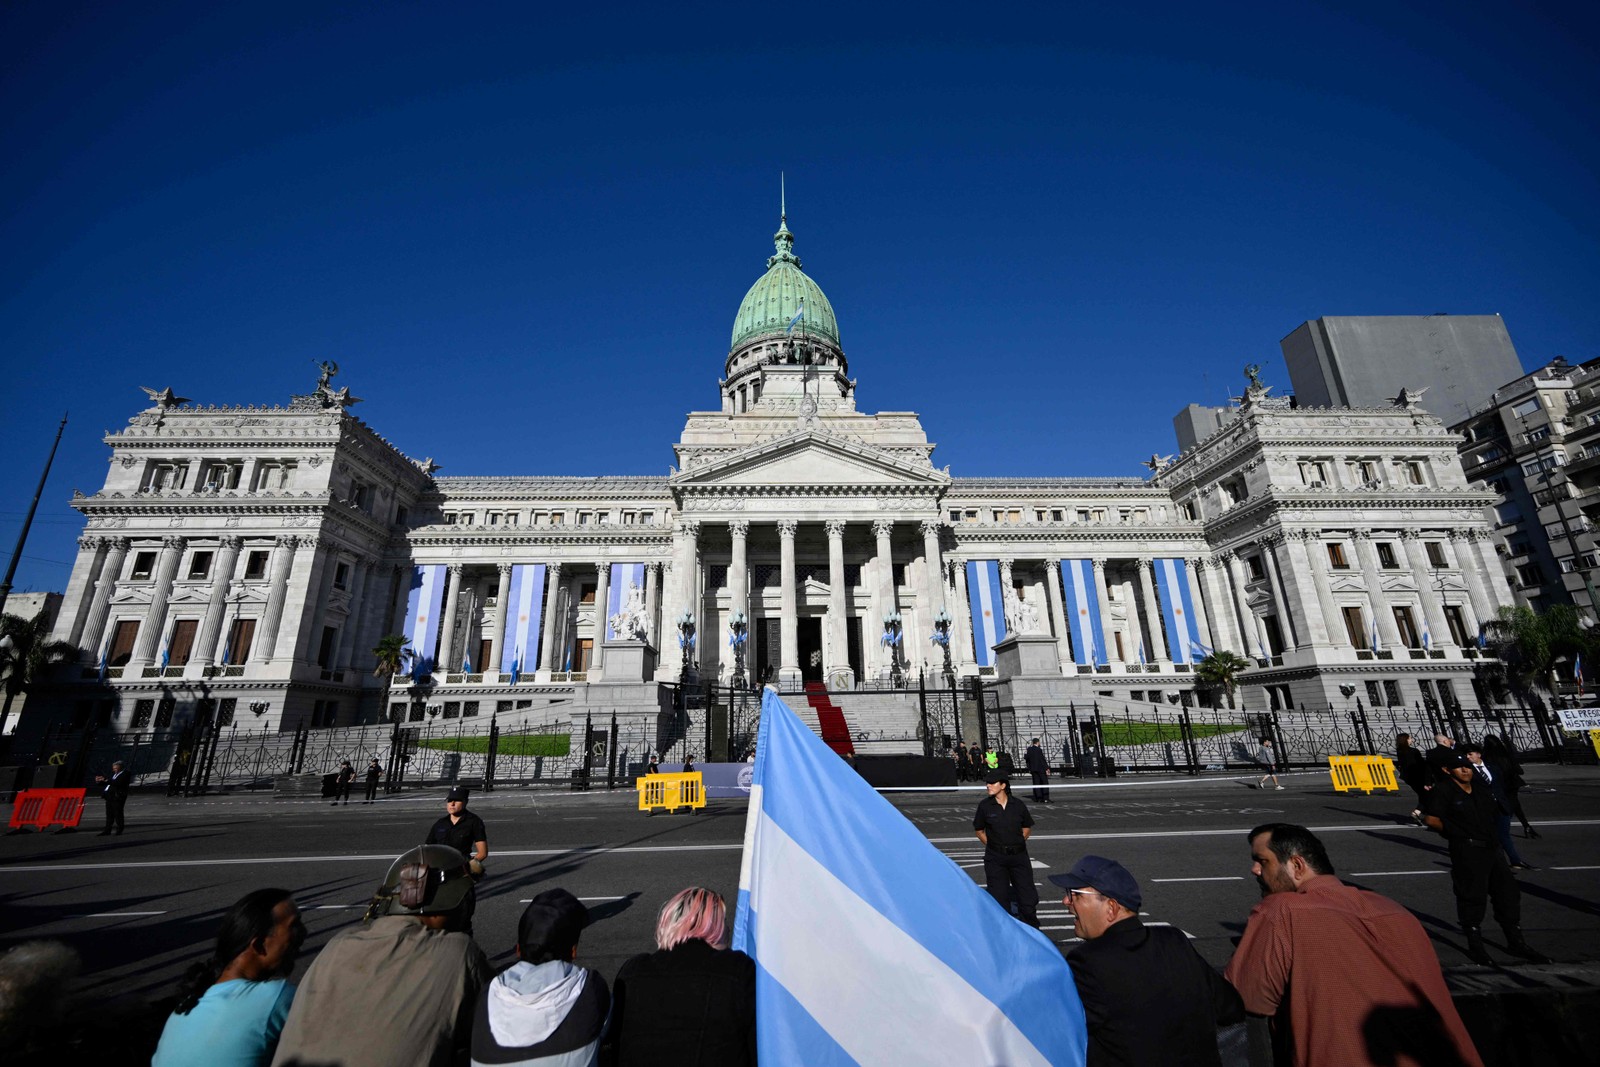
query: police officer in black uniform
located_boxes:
[973,768,1039,927]
[1424,753,1550,965]
[426,786,488,934]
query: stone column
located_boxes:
[1195,558,1236,654]
[332,560,371,673]
[1224,552,1260,657]
[1044,558,1071,670]
[1401,531,1452,648]
[1258,536,1301,650]
[437,564,465,672]
[56,536,107,650]
[591,562,611,674]
[729,520,750,621]
[129,537,184,667]
[1120,575,1144,666]
[193,536,244,668]
[256,537,298,664]
[281,538,331,664]
[490,563,514,671]
[1354,531,1403,651]
[1297,534,1346,647]
[1091,558,1122,664]
[1452,531,1492,635]
[1470,529,1515,607]
[666,522,700,677]
[1136,560,1169,666]
[825,520,849,679]
[1276,532,1331,648]
[951,560,974,672]
[537,562,562,678]
[778,519,800,686]
[645,561,661,645]
[78,537,130,658]
[920,518,946,616]
[1184,558,1214,655]
[998,557,1015,636]
[872,520,897,677]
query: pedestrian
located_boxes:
[1462,744,1531,869]
[955,743,972,782]
[1423,753,1551,965]
[968,742,984,778]
[426,786,488,935]
[153,888,306,1067]
[332,760,355,806]
[1254,737,1282,790]
[604,887,756,1066]
[1051,856,1243,1066]
[682,753,696,776]
[471,888,609,1066]
[1024,737,1052,803]
[997,747,1016,778]
[1395,732,1429,822]
[94,759,130,836]
[983,745,999,772]
[271,845,491,1067]
[363,758,382,803]
[1424,731,1457,782]
[1223,823,1484,1067]
[972,768,1039,927]
[1483,733,1538,838]
[646,752,660,776]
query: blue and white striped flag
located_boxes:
[1136,639,1146,666]
[1152,558,1204,665]
[509,648,521,686]
[1058,560,1105,667]
[404,565,447,680]
[1421,623,1432,652]
[461,652,472,673]
[966,561,1009,667]
[97,648,108,683]
[733,688,1086,1065]
[786,300,805,335]
[1190,640,1214,660]
[1370,619,1382,654]
[500,564,546,676]
[159,641,170,671]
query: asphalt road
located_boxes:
[4,765,1598,1016]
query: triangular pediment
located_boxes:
[672,429,949,490]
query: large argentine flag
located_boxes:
[733,688,1086,1065]
[1059,559,1107,667]
[605,562,646,639]
[1152,558,1204,666]
[965,560,1009,667]
[402,565,447,679]
[499,564,547,674]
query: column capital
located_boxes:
[919,519,943,539]
[871,518,894,540]
[676,519,700,538]
[777,518,799,540]
[1091,557,1107,572]
[275,535,300,550]
[1352,529,1374,542]
[647,560,664,574]
[106,536,131,552]
[162,535,185,551]
[824,519,846,539]
[1260,531,1287,548]
[1135,557,1153,573]
[595,561,610,577]
[78,535,104,551]
[497,562,513,575]
[218,535,243,551]
[547,560,563,577]
[728,520,750,539]
[1398,528,1423,541]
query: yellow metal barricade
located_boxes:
[636,772,706,814]
[1327,755,1399,794]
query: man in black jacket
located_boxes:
[1052,855,1243,1066]
[1024,737,1051,803]
[94,760,130,836]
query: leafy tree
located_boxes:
[0,612,78,735]
[1194,650,1253,710]
[1482,604,1597,704]
[371,634,414,723]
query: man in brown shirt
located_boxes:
[1223,823,1482,1067]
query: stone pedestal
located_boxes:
[600,640,657,684]
[994,633,1064,679]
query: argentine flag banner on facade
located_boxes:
[1152,558,1204,666]
[965,560,1009,667]
[403,564,447,680]
[500,564,547,675]
[1058,559,1106,668]
[733,688,1086,1066]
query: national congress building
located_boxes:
[33,210,1515,739]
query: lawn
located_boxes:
[1096,720,1249,746]
[417,734,571,757]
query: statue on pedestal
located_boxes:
[608,581,648,641]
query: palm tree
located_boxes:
[371,633,415,724]
[0,612,79,735]
[1194,650,1253,710]
[1482,604,1596,704]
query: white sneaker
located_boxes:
[1274,785,1285,790]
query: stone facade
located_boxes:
[31,218,1517,738]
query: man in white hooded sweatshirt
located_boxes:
[471,888,610,1067]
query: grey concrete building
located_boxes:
[1281,315,1524,427]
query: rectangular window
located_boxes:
[217,698,237,727]
[1051,509,1064,522]
[1444,605,1470,647]
[1405,462,1426,486]
[316,626,338,668]
[1376,542,1399,569]
[1327,542,1349,569]
[572,638,593,672]
[638,511,653,525]
[187,551,213,580]
[130,551,157,580]
[333,562,351,590]
[1425,541,1447,567]
[244,550,269,579]
[395,505,409,525]
[1436,679,1456,709]
[132,699,155,727]
[950,510,962,522]
[1516,563,1545,587]
[167,619,198,666]
[1262,615,1285,656]
[444,513,459,525]
[1511,397,1541,418]
[1382,680,1403,706]
[155,696,176,729]
[463,700,480,718]
[486,512,500,525]
[225,618,255,664]
[1393,606,1420,648]
[1342,606,1367,649]
[107,620,140,666]
[443,701,461,719]
[550,512,565,524]
[1179,502,1196,521]
[1364,681,1383,707]
[579,584,596,605]
[1246,555,1266,581]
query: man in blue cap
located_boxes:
[1052,855,1243,1066]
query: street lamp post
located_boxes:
[930,608,954,685]
[728,610,748,690]
[882,611,904,689]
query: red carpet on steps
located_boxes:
[803,681,855,755]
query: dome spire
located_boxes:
[770,173,799,268]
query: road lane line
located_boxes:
[1348,870,1449,877]
[69,911,166,917]
[1151,876,1243,882]
[1552,865,1600,871]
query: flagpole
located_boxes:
[0,413,68,618]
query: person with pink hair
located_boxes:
[601,887,755,1066]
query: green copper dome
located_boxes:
[730,215,840,350]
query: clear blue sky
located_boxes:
[3,2,1596,596]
